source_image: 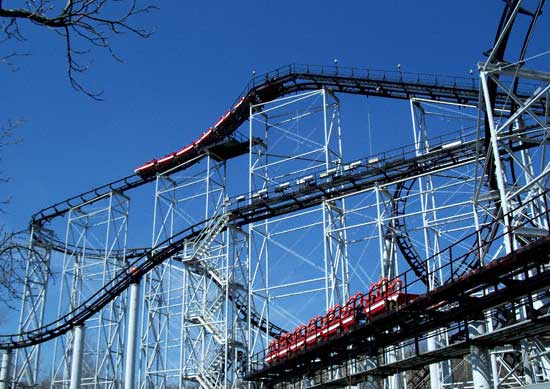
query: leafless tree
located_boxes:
[0,231,31,309]
[0,1,156,313]
[0,0,157,98]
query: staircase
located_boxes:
[530,336,550,381]
[185,210,230,388]
[188,213,230,261]
[189,307,226,345]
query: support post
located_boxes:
[0,350,12,389]
[124,282,140,389]
[69,325,85,389]
[470,321,491,389]
[428,335,440,389]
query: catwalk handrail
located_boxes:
[15,64,546,350]
[34,128,480,260]
[246,188,550,373]
[0,148,465,348]
[0,220,204,349]
[1,214,291,349]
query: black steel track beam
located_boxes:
[3,133,541,349]
[10,64,548,352]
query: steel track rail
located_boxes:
[13,65,546,350]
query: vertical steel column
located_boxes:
[480,72,513,253]
[0,350,12,389]
[140,155,230,388]
[69,325,85,389]
[247,89,347,387]
[470,321,491,389]
[478,64,550,386]
[125,282,140,389]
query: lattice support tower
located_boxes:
[139,154,247,388]
[476,58,550,387]
[50,191,130,387]
[13,226,54,386]
[246,89,349,374]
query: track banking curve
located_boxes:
[0,131,493,350]
[6,64,543,350]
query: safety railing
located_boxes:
[237,64,480,102]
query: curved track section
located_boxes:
[0,134,487,350]
[11,64,547,351]
[391,178,430,285]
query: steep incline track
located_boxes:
[6,122,550,349]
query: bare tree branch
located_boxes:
[0,230,50,311]
[0,0,157,98]
[0,119,22,194]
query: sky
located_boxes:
[1,0,550,335]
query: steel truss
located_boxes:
[2,6,549,386]
[474,63,550,388]
[247,89,349,375]
[410,97,483,389]
[50,191,130,387]
[139,155,249,388]
[244,74,550,387]
[245,190,550,387]
[13,226,54,386]
[469,2,550,385]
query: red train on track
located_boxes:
[134,76,285,177]
[265,277,416,365]
[134,101,242,176]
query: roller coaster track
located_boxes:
[28,64,546,270]
[5,123,549,349]
[391,178,429,285]
[10,64,547,351]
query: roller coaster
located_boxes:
[1,1,550,388]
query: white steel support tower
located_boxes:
[475,59,550,387]
[247,89,349,370]
[139,155,248,388]
[50,191,130,387]
[13,226,54,386]
[409,97,482,389]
